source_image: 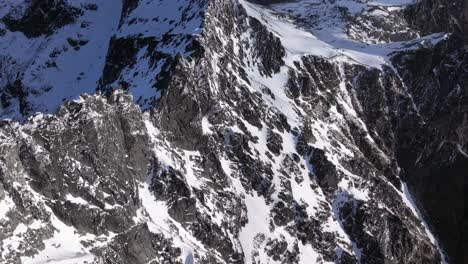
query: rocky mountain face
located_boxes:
[397,1,467,262]
[0,0,466,264]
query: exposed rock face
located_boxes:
[2,0,83,38]
[0,92,183,263]
[386,1,468,262]
[393,2,468,262]
[247,0,292,6]
[391,38,467,264]
[405,0,468,37]
[0,0,466,263]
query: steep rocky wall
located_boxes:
[2,0,83,38]
[98,0,210,111]
[0,0,465,263]
[0,92,182,263]
[394,1,468,262]
[391,34,467,264]
[0,0,123,120]
[145,0,446,262]
[405,0,468,37]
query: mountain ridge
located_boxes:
[0,0,466,263]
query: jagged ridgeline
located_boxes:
[0,0,466,264]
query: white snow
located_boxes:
[182,151,202,189]
[241,0,446,70]
[0,195,14,219]
[298,243,326,264]
[228,2,448,262]
[238,193,271,263]
[338,178,369,202]
[0,0,122,119]
[201,116,214,135]
[0,0,27,18]
[457,144,468,158]
[144,116,174,168]
[0,0,455,263]
[117,0,205,38]
[0,0,209,118]
[142,113,215,263]
[368,0,415,6]
[240,0,390,69]
[138,180,207,263]
[22,212,94,264]
[65,194,88,205]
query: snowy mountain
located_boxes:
[0,0,466,263]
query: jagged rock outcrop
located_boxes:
[391,38,467,264]
[2,0,83,38]
[0,92,187,263]
[405,0,468,37]
[392,1,468,262]
[0,0,465,263]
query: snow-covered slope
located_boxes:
[0,0,209,118]
[0,0,121,119]
[99,0,209,110]
[0,0,466,263]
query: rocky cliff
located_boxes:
[0,0,466,263]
